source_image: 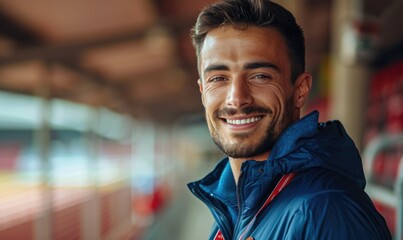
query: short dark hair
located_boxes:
[191,0,305,83]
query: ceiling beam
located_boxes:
[0,11,41,46]
[0,28,153,66]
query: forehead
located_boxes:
[199,25,290,72]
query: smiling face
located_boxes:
[198,25,311,161]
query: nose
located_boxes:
[226,79,253,107]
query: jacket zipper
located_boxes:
[190,184,232,240]
[233,170,244,239]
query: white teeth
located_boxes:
[226,116,262,125]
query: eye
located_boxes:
[208,76,227,83]
[251,74,272,81]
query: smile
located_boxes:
[226,116,262,125]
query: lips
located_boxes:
[225,116,262,125]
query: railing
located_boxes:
[363,134,403,240]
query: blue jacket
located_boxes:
[188,111,391,240]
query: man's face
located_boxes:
[198,25,303,161]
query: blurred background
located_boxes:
[0,0,402,239]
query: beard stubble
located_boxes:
[209,97,295,159]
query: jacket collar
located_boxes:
[188,111,321,222]
[268,110,319,162]
[189,110,366,230]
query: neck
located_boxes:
[229,158,244,185]
[229,153,269,185]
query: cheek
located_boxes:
[202,93,218,122]
[254,85,288,109]
[203,87,225,109]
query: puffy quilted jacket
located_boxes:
[188,111,391,240]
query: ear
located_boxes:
[293,72,312,109]
[197,79,205,106]
[198,79,203,92]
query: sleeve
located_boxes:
[284,191,392,240]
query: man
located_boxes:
[187,0,391,239]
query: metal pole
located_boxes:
[396,155,403,240]
[34,63,52,240]
[329,0,369,151]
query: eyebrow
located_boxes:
[203,61,280,77]
[244,62,280,72]
[203,64,229,76]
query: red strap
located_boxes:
[214,230,225,240]
[214,173,296,240]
